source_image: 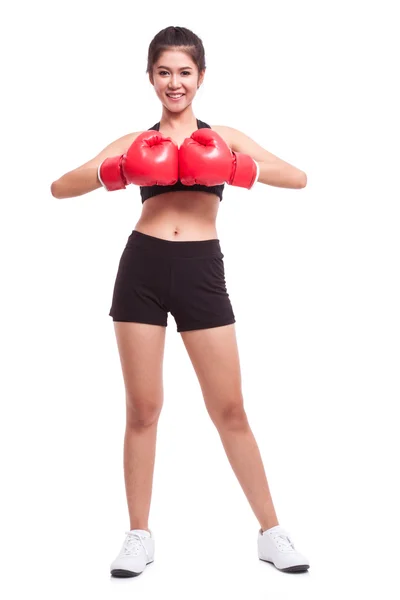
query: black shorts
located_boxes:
[109,230,236,332]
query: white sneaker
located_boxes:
[258,525,310,573]
[110,529,155,577]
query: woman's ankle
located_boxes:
[129,525,150,533]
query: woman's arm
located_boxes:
[50,131,142,199]
[212,125,307,189]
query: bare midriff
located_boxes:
[134,190,220,241]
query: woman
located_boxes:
[51,26,309,578]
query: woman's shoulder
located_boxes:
[209,124,236,150]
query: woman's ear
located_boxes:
[198,69,206,88]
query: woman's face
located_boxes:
[150,50,204,112]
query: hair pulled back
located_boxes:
[146,26,206,82]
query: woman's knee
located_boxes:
[125,395,163,428]
[211,401,248,430]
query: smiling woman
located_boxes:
[50,24,309,580]
[148,44,205,114]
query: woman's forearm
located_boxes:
[256,161,307,189]
[50,167,102,199]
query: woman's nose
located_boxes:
[170,75,181,88]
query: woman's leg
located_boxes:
[113,321,167,532]
[180,323,279,531]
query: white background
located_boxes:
[1,0,399,598]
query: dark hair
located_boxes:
[146,26,206,82]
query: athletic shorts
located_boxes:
[109,230,236,332]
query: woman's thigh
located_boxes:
[180,323,245,426]
[113,321,167,425]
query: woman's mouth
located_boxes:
[166,93,185,101]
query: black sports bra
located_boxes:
[139,119,225,204]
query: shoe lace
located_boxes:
[272,532,296,552]
[122,532,149,558]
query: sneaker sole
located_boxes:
[111,560,154,578]
[259,558,309,573]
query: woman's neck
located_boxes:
[159,108,197,131]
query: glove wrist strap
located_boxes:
[98,155,127,191]
[229,152,258,189]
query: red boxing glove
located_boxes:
[98,131,178,191]
[179,129,259,189]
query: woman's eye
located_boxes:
[159,71,190,76]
